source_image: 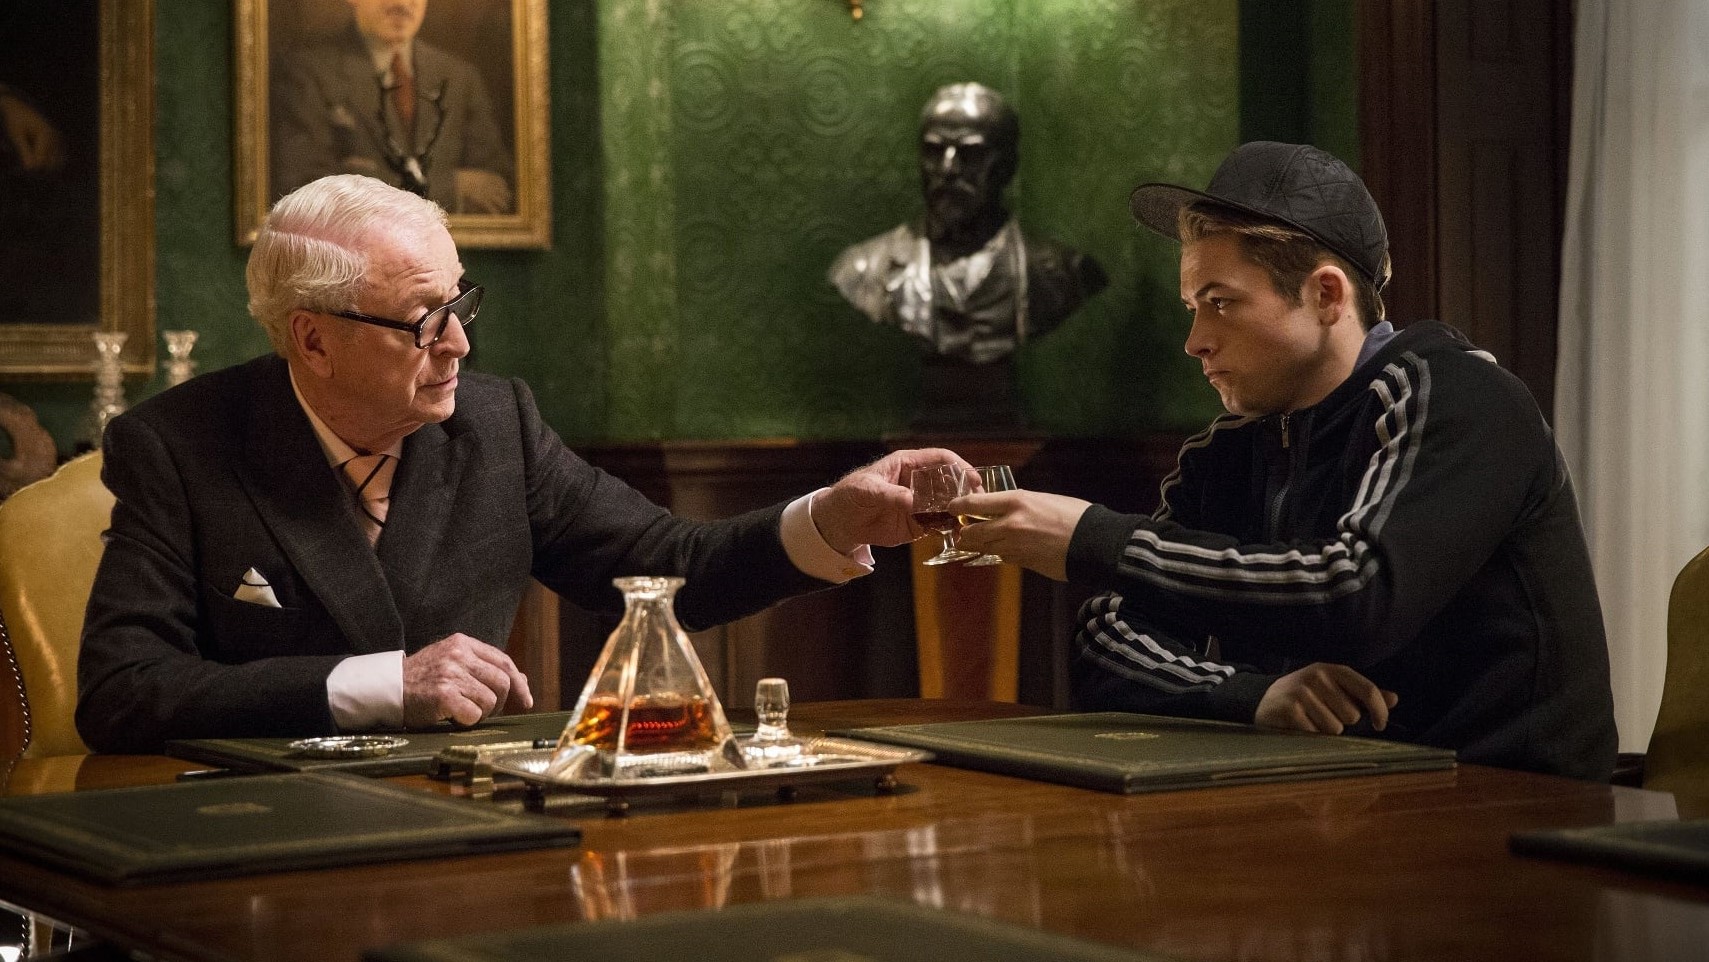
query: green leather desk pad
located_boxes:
[0,770,579,885]
[165,711,575,776]
[836,712,1456,794]
[365,895,1175,962]
[1511,818,1709,884]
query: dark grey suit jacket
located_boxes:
[270,27,512,209]
[76,355,823,753]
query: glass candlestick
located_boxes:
[163,329,199,387]
[85,330,129,447]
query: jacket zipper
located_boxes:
[1267,414,1293,539]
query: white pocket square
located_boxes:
[233,567,281,608]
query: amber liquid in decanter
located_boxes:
[561,692,721,754]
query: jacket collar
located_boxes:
[1303,319,1470,419]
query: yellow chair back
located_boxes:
[0,452,111,759]
[1645,544,1709,798]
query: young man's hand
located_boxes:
[946,490,1093,581]
[1255,663,1397,734]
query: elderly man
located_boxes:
[271,0,513,212]
[951,142,1617,780]
[77,174,960,753]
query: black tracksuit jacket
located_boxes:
[1068,321,1618,781]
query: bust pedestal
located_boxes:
[888,435,1045,702]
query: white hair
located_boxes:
[246,175,449,354]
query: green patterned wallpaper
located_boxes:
[599,0,1237,440]
[2,0,1351,452]
[1012,0,1237,434]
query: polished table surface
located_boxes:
[3,699,1708,962]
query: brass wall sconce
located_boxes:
[846,0,864,20]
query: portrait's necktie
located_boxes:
[341,453,396,545]
[389,52,416,130]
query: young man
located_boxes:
[952,141,1617,780]
[77,174,961,753]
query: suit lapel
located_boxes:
[238,359,405,655]
[375,416,472,621]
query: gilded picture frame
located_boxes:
[233,0,550,249]
[0,0,155,378]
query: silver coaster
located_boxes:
[287,735,411,758]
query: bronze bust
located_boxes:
[829,83,1106,429]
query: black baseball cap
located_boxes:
[1129,141,1389,290]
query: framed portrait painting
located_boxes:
[234,0,550,248]
[0,0,155,378]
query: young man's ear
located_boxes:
[1307,263,1353,326]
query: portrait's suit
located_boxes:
[270,26,513,210]
[77,355,822,753]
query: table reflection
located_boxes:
[1596,890,1709,961]
[563,812,1046,928]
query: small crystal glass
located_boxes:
[910,463,979,565]
[965,465,1017,566]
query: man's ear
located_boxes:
[1308,264,1353,327]
[289,309,336,378]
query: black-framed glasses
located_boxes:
[325,279,483,349]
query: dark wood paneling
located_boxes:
[1435,0,1570,410]
[1360,0,1572,418]
[1358,0,1438,327]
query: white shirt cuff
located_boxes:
[781,489,874,583]
[327,650,405,730]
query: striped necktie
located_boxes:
[341,453,396,545]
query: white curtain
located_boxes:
[1556,0,1709,753]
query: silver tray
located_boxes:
[491,737,932,814]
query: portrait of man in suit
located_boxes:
[269,0,515,213]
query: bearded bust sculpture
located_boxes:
[829,83,1107,430]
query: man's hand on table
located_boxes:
[1255,662,1397,735]
[403,634,533,727]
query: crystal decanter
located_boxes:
[549,577,745,780]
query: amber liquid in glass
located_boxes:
[566,693,721,753]
[911,510,959,534]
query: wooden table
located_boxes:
[2,700,1707,962]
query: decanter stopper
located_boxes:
[753,677,792,742]
[743,676,805,765]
